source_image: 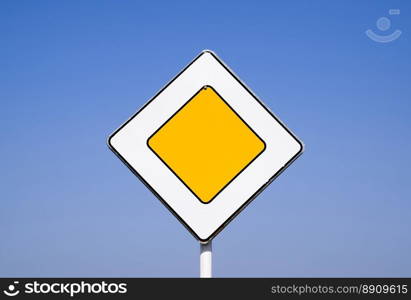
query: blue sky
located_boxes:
[1,0,410,277]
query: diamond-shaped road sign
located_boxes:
[108,50,304,242]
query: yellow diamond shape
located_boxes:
[147,86,266,204]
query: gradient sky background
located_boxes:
[1,0,410,277]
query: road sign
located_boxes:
[108,50,303,243]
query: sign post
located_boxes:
[108,50,303,276]
[200,242,212,278]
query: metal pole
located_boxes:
[200,241,212,278]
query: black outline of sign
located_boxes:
[107,50,304,243]
[147,85,266,205]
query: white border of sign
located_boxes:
[108,50,304,242]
